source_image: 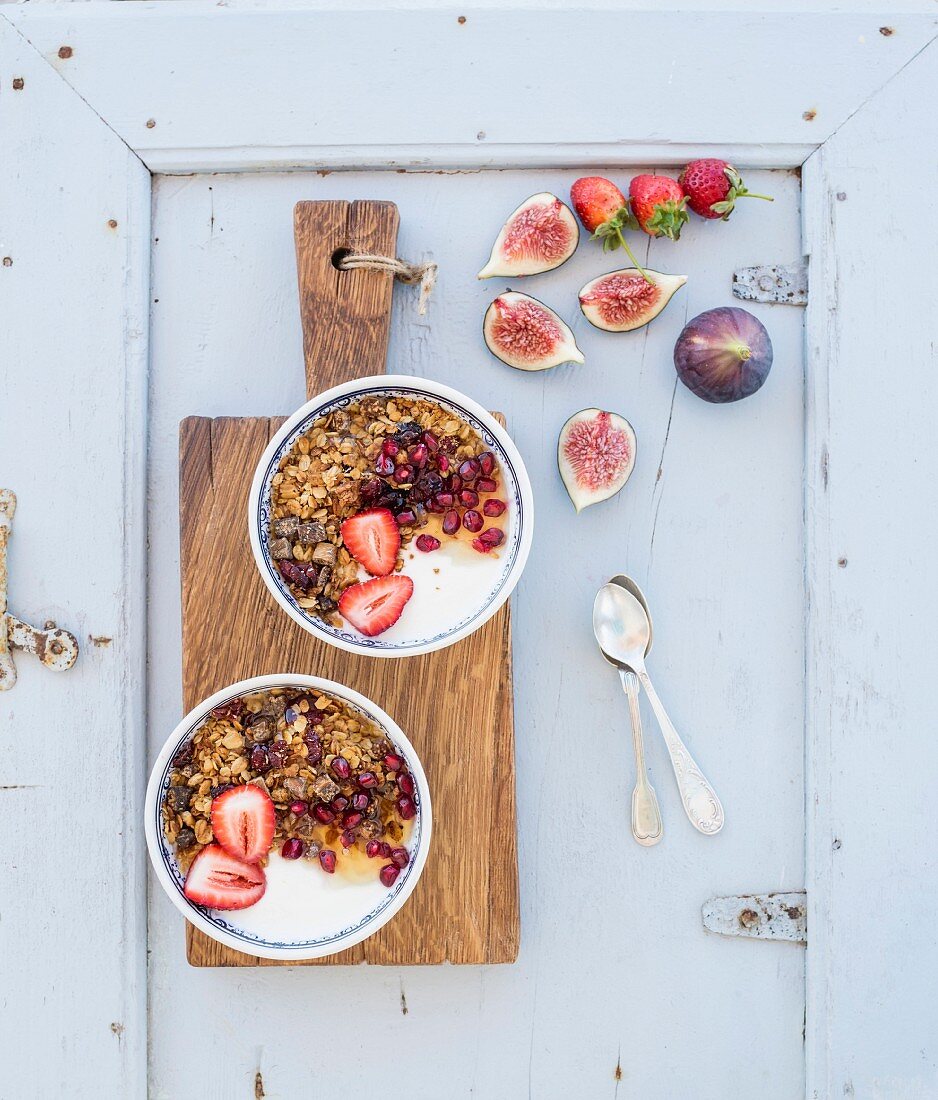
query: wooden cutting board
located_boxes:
[179,200,519,965]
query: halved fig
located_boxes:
[478,193,579,279]
[579,269,687,332]
[558,408,636,512]
[483,292,584,372]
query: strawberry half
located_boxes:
[339,574,414,637]
[210,784,276,863]
[628,174,689,240]
[341,508,400,576]
[570,176,652,284]
[183,843,267,910]
[678,159,774,220]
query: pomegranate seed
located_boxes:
[250,745,270,771]
[304,734,323,763]
[384,752,404,772]
[409,444,429,468]
[479,451,496,476]
[343,811,364,830]
[289,800,308,816]
[433,491,455,509]
[340,829,357,850]
[331,756,351,780]
[282,838,305,859]
[351,791,370,811]
[448,474,463,493]
[442,510,461,536]
[390,847,410,869]
[366,839,383,858]
[331,795,350,813]
[436,454,450,474]
[319,849,337,873]
[483,498,506,518]
[423,430,440,452]
[313,805,335,824]
[471,538,488,554]
[476,477,498,494]
[458,457,481,482]
[357,771,378,788]
[398,772,415,796]
[380,842,392,858]
[375,453,395,477]
[480,527,504,548]
[380,864,401,888]
[395,509,417,526]
[459,489,479,508]
[416,534,441,553]
[398,796,416,820]
[393,464,414,484]
[425,498,443,514]
[462,509,483,533]
[382,439,399,457]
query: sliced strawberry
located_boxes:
[210,784,275,863]
[183,843,267,910]
[339,574,414,637]
[341,508,400,576]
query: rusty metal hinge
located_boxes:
[701,891,806,943]
[732,263,808,305]
[0,489,79,690]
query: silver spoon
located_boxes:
[594,587,663,846]
[593,582,725,835]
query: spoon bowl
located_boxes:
[592,583,653,673]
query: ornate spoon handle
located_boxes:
[636,668,724,835]
[619,669,663,846]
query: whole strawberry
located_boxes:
[628,175,688,240]
[570,176,652,283]
[679,159,774,220]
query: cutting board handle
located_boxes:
[294,200,401,398]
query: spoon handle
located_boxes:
[619,669,663,846]
[636,669,724,835]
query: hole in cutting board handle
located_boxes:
[331,247,351,270]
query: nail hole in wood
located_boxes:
[803,109,817,122]
[2,257,12,268]
[879,26,894,36]
[12,77,24,90]
[58,46,73,59]
[331,247,351,271]
[457,15,466,23]
[146,118,156,129]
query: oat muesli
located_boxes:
[267,394,509,637]
[164,687,418,909]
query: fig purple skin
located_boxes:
[673,307,773,403]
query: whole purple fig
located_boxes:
[673,306,773,403]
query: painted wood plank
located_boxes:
[802,38,938,1100]
[147,167,805,1098]
[0,17,149,1099]
[6,5,936,173]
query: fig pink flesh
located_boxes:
[562,412,633,493]
[581,273,662,327]
[490,296,562,364]
[502,199,574,264]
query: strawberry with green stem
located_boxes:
[570,176,654,284]
[628,174,689,240]
[679,159,774,220]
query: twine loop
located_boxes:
[336,251,437,315]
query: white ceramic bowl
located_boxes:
[145,674,432,961]
[248,374,533,657]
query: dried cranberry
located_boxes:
[390,847,410,869]
[289,800,309,817]
[440,434,459,453]
[459,488,479,508]
[331,795,350,813]
[442,510,461,536]
[351,791,370,811]
[476,477,498,494]
[480,527,504,548]
[381,438,400,457]
[375,453,395,477]
[409,443,429,468]
[357,771,378,789]
[483,498,506,518]
[416,534,441,553]
[395,509,417,526]
[331,756,351,780]
[398,772,415,797]
[433,491,455,509]
[360,477,383,504]
[313,805,335,824]
[268,746,288,769]
[393,463,414,484]
[380,864,401,888]
[478,452,496,476]
[304,733,323,763]
[171,740,194,767]
[250,745,270,771]
[319,849,337,873]
[282,838,304,860]
[462,509,483,533]
[398,796,416,820]
[211,698,245,721]
[340,829,357,850]
[423,430,440,452]
[377,487,406,512]
[458,457,481,482]
[343,811,364,830]
[384,752,404,772]
[365,839,383,858]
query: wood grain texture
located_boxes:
[182,199,518,966]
